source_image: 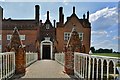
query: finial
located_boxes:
[14,27,18,30]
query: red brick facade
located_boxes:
[0,5,91,59]
[56,7,91,54]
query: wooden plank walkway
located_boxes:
[22,60,70,78]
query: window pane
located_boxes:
[79,32,83,41]
[20,35,25,40]
[64,32,70,41]
[7,35,12,40]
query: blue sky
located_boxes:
[0,2,119,52]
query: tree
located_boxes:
[90,47,95,53]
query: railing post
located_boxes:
[5,54,8,78]
[3,55,4,78]
[107,60,109,79]
[8,54,10,77]
[13,52,15,73]
[85,56,88,79]
[113,62,116,80]
[80,56,82,76]
[79,55,80,76]
[0,54,2,79]
[96,59,99,79]
[92,58,95,79]
[83,57,85,78]
[88,57,91,79]
[101,59,104,79]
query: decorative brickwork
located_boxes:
[8,27,26,74]
[65,28,81,75]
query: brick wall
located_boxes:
[1,30,37,52]
[56,15,91,53]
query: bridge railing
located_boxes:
[55,52,65,66]
[55,52,120,79]
[74,52,120,79]
[0,52,15,80]
[26,52,38,67]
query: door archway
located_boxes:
[40,39,53,59]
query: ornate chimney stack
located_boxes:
[35,5,39,22]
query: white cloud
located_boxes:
[92,30,107,35]
[63,0,68,5]
[0,0,5,1]
[113,36,120,40]
[90,7,118,23]
[89,7,118,30]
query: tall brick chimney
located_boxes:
[87,11,89,20]
[47,11,49,20]
[35,5,39,22]
[53,19,56,28]
[73,6,75,14]
[59,7,64,24]
[83,14,85,20]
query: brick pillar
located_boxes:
[65,46,74,75]
[35,40,40,60]
[7,27,26,74]
[65,28,81,75]
[15,47,26,74]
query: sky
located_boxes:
[0,2,119,52]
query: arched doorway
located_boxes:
[40,38,53,59]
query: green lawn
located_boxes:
[91,53,120,58]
